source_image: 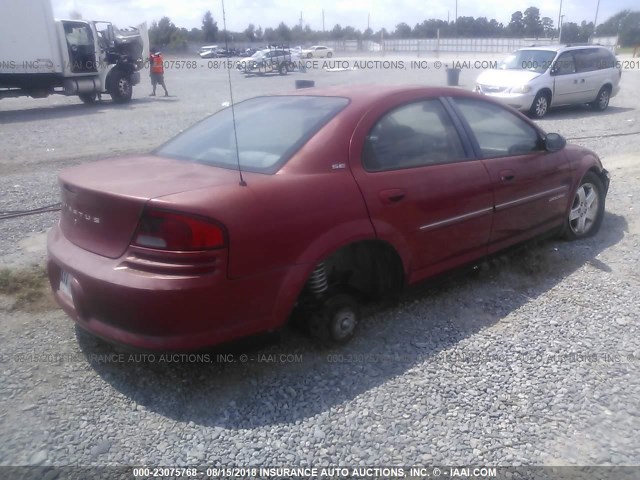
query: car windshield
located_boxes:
[251,51,266,59]
[499,49,557,73]
[155,96,349,173]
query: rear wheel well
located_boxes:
[300,240,406,304]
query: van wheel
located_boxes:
[591,86,611,111]
[308,294,359,347]
[562,172,605,240]
[278,63,288,75]
[529,92,550,119]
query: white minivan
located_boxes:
[475,45,621,118]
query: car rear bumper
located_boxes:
[47,225,293,351]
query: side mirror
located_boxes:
[106,24,115,46]
[544,132,566,152]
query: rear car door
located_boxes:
[551,51,581,106]
[349,95,494,281]
[450,97,573,253]
[572,48,600,102]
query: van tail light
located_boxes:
[132,209,226,251]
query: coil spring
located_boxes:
[308,262,329,297]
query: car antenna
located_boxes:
[221,0,247,187]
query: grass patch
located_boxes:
[0,266,56,312]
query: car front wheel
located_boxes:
[563,172,605,240]
[327,52,333,58]
[529,92,550,118]
[591,86,611,111]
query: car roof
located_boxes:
[278,84,480,106]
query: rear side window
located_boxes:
[453,98,541,158]
[156,96,349,174]
[594,48,616,69]
[363,99,466,171]
[574,49,599,72]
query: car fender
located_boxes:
[268,219,410,329]
[563,146,609,215]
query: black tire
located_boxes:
[278,63,288,75]
[307,294,359,347]
[590,86,611,111]
[79,93,98,104]
[562,172,605,240]
[529,91,550,119]
[108,71,132,103]
[307,53,313,59]
[326,52,333,58]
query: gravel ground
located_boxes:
[1,54,639,468]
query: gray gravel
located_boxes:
[1,54,640,467]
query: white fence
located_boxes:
[323,36,620,53]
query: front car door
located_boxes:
[349,94,494,283]
[449,97,573,253]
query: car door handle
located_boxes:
[500,170,515,182]
[379,189,406,204]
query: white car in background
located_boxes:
[199,45,220,59]
[301,45,334,58]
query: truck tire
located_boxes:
[108,71,132,103]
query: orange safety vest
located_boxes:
[150,54,164,74]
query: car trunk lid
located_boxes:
[58,155,241,258]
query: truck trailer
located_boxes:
[0,0,148,104]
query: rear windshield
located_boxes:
[155,96,349,173]
[499,49,557,73]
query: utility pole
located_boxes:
[593,0,601,39]
[367,13,370,31]
[322,10,325,33]
[557,0,563,41]
[454,0,458,38]
[559,14,565,43]
[299,11,303,30]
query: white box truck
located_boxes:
[0,0,148,103]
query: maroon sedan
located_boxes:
[47,85,609,350]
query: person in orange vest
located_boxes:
[149,47,169,97]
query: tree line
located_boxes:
[149,8,640,51]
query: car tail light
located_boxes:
[132,209,225,251]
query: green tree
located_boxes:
[276,22,292,41]
[149,17,177,48]
[541,17,554,38]
[596,10,640,46]
[244,24,256,41]
[394,22,412,38]
[523,7,543,37]
[202,11,218,42]
[507,11,525,36]
[331,24,344,39]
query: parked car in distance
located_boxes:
[236,48,297,75]
[475,44,621,118]
[301,45,334,58]
[47,85,609,351]
[198,45,220,58]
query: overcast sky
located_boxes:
[51,0,636,33]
